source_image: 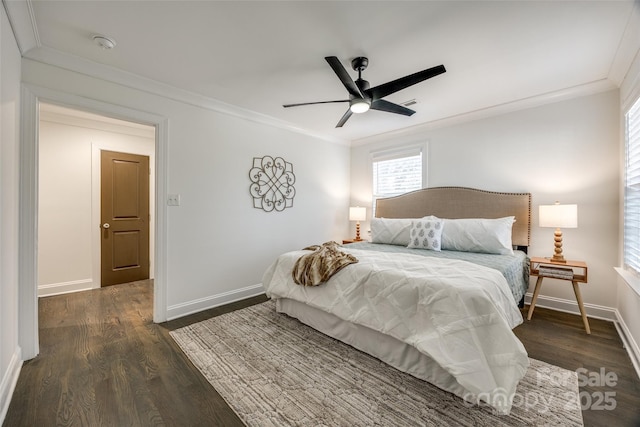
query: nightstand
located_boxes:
[527,257,590,334]
[342,239,363,244]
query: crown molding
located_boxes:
[23,46,350,146]
[351,79,617,147]
[2,0,40,54]
[10,0,632,149]
[22,47,622,150]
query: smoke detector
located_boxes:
[92,34,116,50]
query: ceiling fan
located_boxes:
[283,56,446,128]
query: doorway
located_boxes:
[37,103,155,294]
[20,88,169,360]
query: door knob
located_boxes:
[102,223,110,229]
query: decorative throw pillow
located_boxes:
[407,216,443,251]
[441,216,515,255]
[370,218,413,246]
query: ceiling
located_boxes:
[5,1,640,143]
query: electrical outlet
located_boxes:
[167,194,181,206]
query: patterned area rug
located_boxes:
[170,301,583,426]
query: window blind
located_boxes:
[624,97,640,275]
[371,146,422,215]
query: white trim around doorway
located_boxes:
[19,84,169,360]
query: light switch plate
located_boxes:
[167,194,181,206]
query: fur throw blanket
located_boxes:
[292,241,358,286]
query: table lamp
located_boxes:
[349,207,366,241]
[539,202,578,263]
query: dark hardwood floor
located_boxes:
[3,280,639,426]
[514,305,640,427]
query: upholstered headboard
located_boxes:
[375,187,531,248]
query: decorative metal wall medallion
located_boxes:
[249,156,296,212]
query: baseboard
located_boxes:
[0,347,23,424]
[37,279,95,297]
[166,284,265,320]
[524,292,618,321]
[613,310,640,380]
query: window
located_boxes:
[372,146,423,215]
[624,97,640,275]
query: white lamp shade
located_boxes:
[349,206,366,221]
[539,204,578,228]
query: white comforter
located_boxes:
[262,247,530,414]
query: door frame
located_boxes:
[19,84,169,360]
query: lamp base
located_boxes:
[550,228,567,263]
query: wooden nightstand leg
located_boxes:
[572,281,591,334]
[527,276,544,320]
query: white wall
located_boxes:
[38,110,156,296]
[0,5,22,422]
[351,90,620,313]
[22,58,351,320]
[616,29,640,374]
[616,275,640,374]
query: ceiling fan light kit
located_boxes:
[350,99,370,114]
[284,56,446,127]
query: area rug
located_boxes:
[170,301,583,426]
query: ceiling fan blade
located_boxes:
[370,99,415,116]
[366,64,446,100]
[325,56,364,99]
[336,109,353,128]
[283,100,349,108]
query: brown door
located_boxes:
[101,150,150,287]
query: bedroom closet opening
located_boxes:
[37,103,156,297]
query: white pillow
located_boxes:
[370,218,413,246]
[407,216,443,251]
[441,217,515,255]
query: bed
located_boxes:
[262,187,531,414]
